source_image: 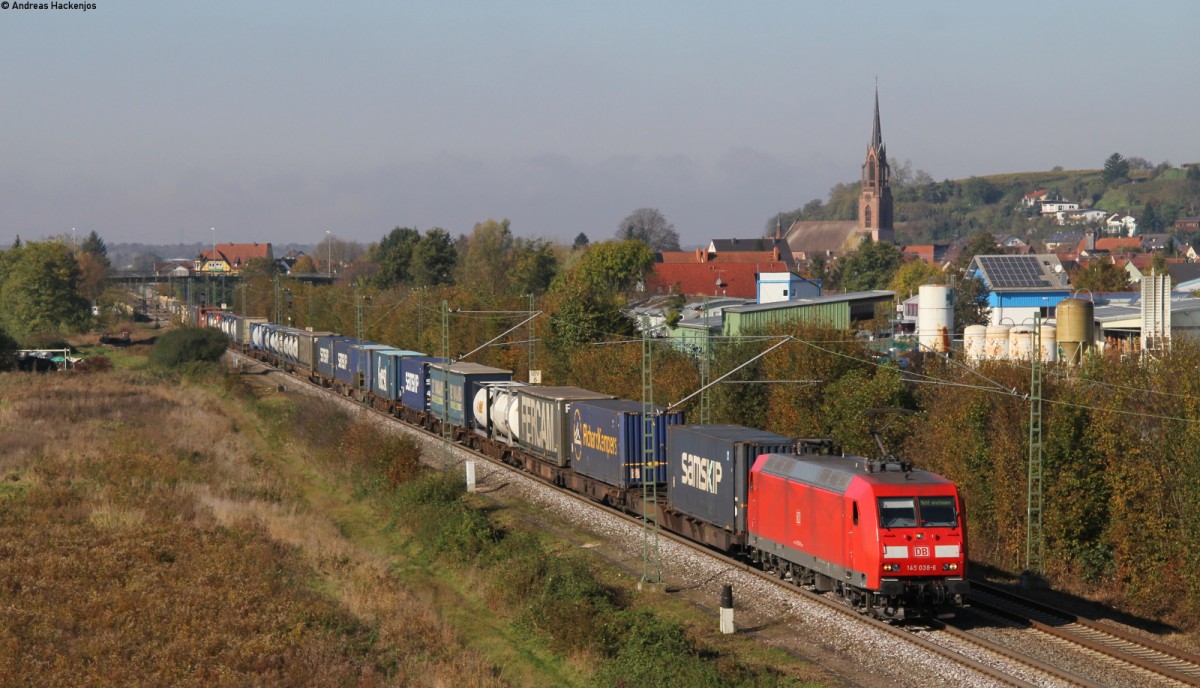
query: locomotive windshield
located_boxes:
[878,497,917,527]
[918,496,958,527]
[877,496,958,528]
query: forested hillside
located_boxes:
[769,156,1200,247]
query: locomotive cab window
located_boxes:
[878,497,916,528]
[918,496,958,527]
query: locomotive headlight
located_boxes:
[942,563,959,571]
[883,564,900,572]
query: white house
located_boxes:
[1041,200,1080,215]
[1106,213,1138,237]
[756,271,821,304]
[1057,209,1107,225]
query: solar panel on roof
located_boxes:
[976,255,1056,289]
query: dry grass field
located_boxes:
[0,368,504,687]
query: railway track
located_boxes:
[229,350,1168,688]
[961,582,1200,686]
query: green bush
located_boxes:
[149,327,228,368]
[595,610,724,688]
[0,327,17,371]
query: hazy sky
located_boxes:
[2,1,1196,250]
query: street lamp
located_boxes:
[325,231,331,277]
[72,227,76,249]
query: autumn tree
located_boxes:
[370,227,421,289]
[543,240,653,376]
[509,238,558,295]
[291,254,317,273]
[79,230,110,268]
[888,258,944,299]
[617,208,681,251]
[74,229,111,303]
[0,240,90,341]
[457,219,514,295]
[950,273,990,332]
[1072,260,1131,292]
[410,228,457,287]
[832,238,902,291]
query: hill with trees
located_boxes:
[769,155,1200,247]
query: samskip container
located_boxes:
[666,425,795,535]
[399,356,449,413]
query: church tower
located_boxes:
[858,88,894,243]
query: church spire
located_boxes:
[870,86,883,154]
[860,85,893,243]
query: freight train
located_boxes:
[189,305,968,621]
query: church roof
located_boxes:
[783,220,861,257]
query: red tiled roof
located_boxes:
[644,262,788,298]
[199,242,273,268]
[902,245,936,264]
[1080,237,1142,253]
[657,249,785,264]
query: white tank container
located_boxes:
[917,285,954,353]
[963,325,987,363]
[1009,326,1035,360]
[1040,325,1057,362]
[493,386,524,439]
[984,325,1011,360]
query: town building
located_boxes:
[967,254,1072,326]
[784,89,894,260]
[195,243,274,275]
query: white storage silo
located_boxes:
[984,325,1011,360]
[964,325,987,363]
[1009,326,1035,360]
[1040,325,1057,363]
[917,285,954,353]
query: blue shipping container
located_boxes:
[666,425,795,535]
[350,343,390,391]
[332,338,365,386]
[370,349,427,401]
[570,399,684,487]
[429,362,512,429]
[399,356,448,413]
[316,336,352,379]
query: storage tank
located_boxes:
[1009,326,1035,360]
[963,325,987,363]
[917,285,954,353]
[1039,325,1057,363]
[1056,298,1094,365]
[984,325,1011,360]
[472,381,527,441]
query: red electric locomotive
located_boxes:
[747,452,968,621]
